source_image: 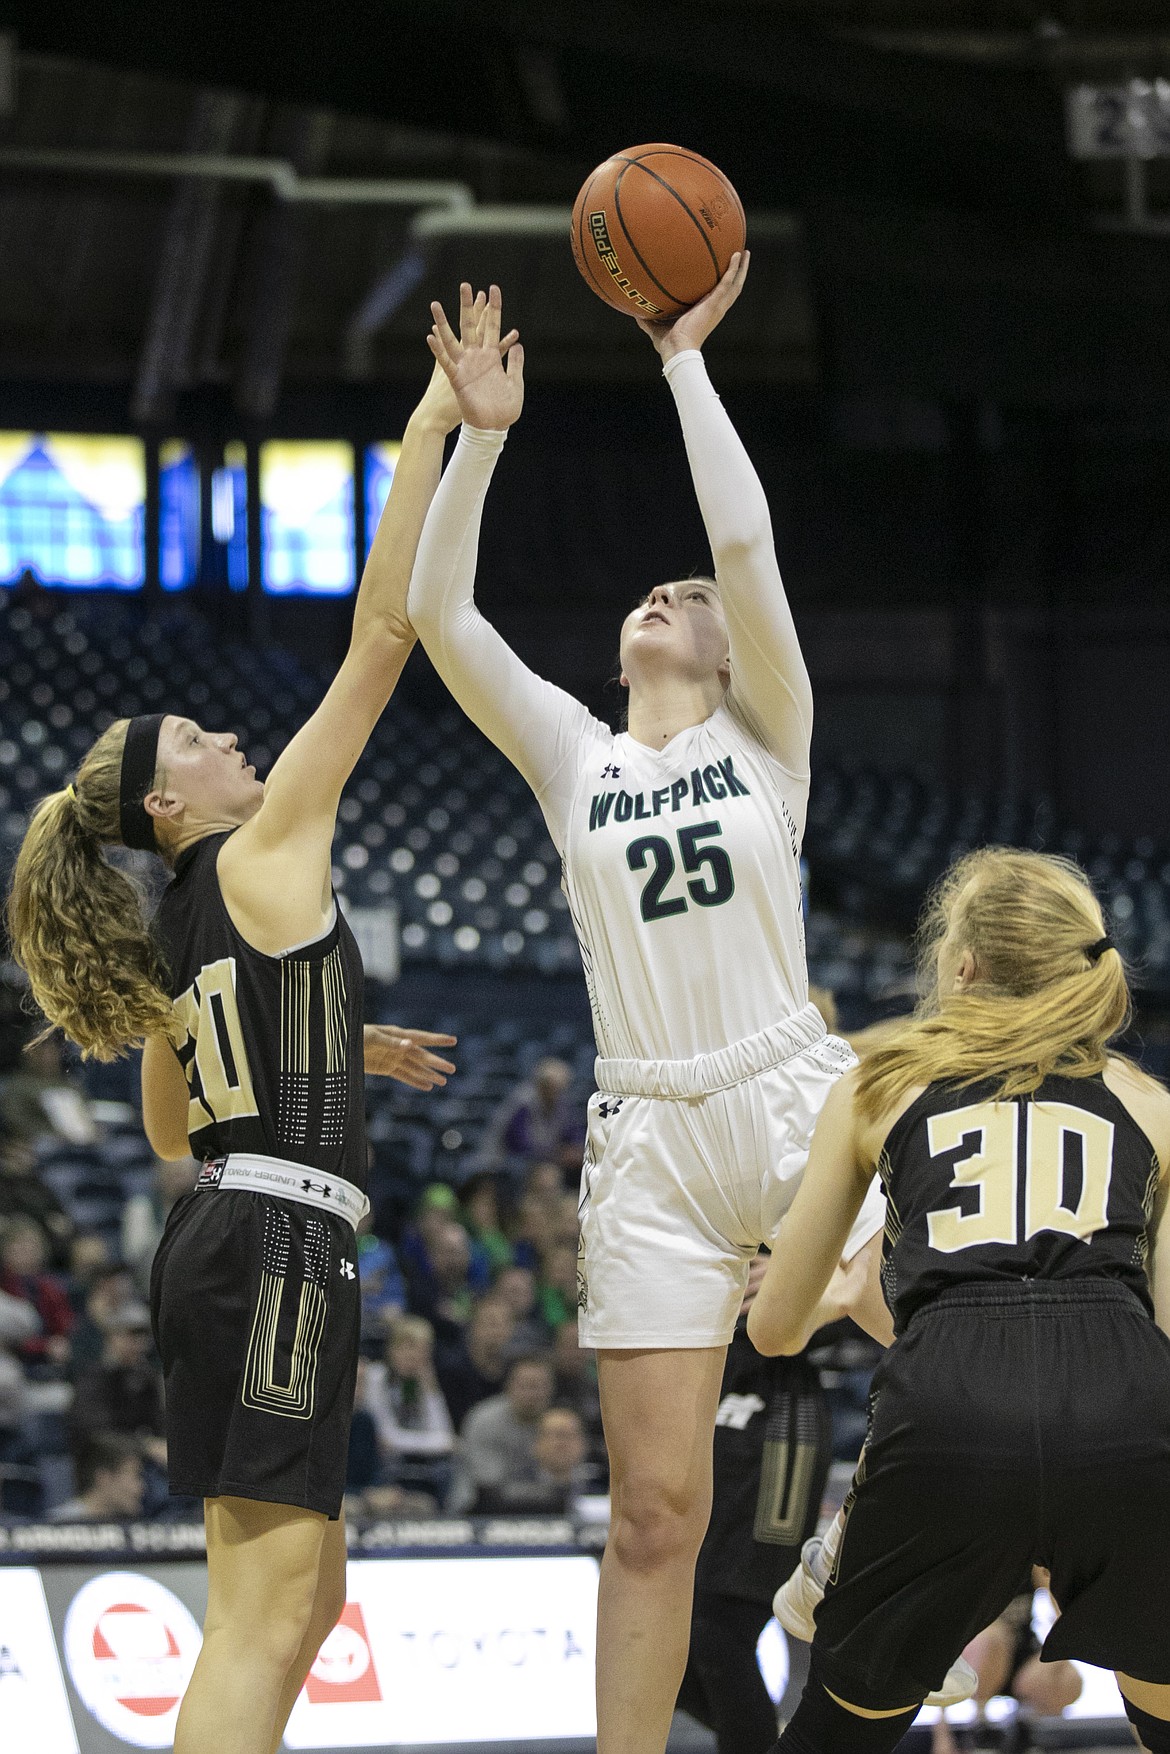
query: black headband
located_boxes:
[1085,934,1115,963]
[119,714,165,852]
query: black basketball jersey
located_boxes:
[878,1072,1161,1334]
[151,830,367,1189]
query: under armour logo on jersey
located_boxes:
[600,763,621,779]
[340,1259,355,1279]
[598,1097,625,1120]
[302,1178,332,1199]
[714,1392,766,1430]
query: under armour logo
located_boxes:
[340,1259,355,1279]
[598,1097,625,1120]
[302,1178,332,1198]
[600,763,621,779]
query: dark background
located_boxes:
[0,1,1166,833]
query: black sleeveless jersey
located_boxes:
[151,831,367,1190]
[878,1072,1161,1334]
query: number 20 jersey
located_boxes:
[559,701,810,1063]
[151,830,368,1189]
[877,1072,1161,1334]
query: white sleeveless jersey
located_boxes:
[559,702,809,1063]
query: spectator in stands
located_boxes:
[120,1155,198,1296]
[492,1261,550,1351]
[66,1230,111,1315]
[401,1184,485,1310]
[0,1134,73,1266]
[459,1172,513,1280]
[0,1031,100,1147]
[361,1314,454,1501]
[479,1057,585,1183]
[551,1318,605,1459]
[69,1262,138,1373]
[510,1190,560,1273]
[405,1218,475,1345]
[450,1352,555,1513]
[346,1357,381,1498]
[437,1295,516,1430]
[475,1406,591,1516]
[357,1233,407,1344]
[69,1301,165,1463]
[524,1160,564,1205]
[48,1433,145,1522]
[0,1214,73,1371]
[0,1286,35,1462]
[536,1241,581,1331]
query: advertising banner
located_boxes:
[283,1556,598,1748]
[0,1566,80,1754]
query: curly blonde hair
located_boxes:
[7,719,174,1061]
[854,847,1134,1122]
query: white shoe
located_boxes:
[772,1537,980,1709]
[772,1537,824,1641]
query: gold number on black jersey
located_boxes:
[926,1099,1114,1254]
[172,957,260,1133]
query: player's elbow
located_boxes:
[352,609,415,665]
[746,1301,804,1357]
[144,1117,191,1162]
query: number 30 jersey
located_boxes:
[877,1072,1161,1334]
[151,829,368,1187]
[560,701,809,1062]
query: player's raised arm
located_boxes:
[236,346,469,869]
[407,283,599,844]
[637,252,813,777]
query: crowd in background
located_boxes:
[0,997,610,1525]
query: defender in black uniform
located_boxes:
[149,829,370,1517]
[4,307,506,1752]
[746,848,1170,1754]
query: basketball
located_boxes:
[570,143,746,320]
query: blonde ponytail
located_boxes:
[7,720,174,1061]
[855,847,1134,1123]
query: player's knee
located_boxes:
[247,1571,321,1670]
[610,1475,707,1574]
[1123,1700,1170,1754]
[312,1572,346,1645]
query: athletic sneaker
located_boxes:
[772,1536,979,1708]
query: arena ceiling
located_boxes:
[0,2,1167,412]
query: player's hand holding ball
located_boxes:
[427,282,524,431]
[635,250,749,361]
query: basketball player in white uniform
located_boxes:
[409,262,887,1754]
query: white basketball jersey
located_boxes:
[558,703,809,1062]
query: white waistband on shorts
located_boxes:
[195,1152,370,1230]
[595,1002,828,1100]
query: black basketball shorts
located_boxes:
[150,1187,360,1518]
[810,1280,1170,1709]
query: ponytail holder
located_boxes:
[1085,934,1115,963]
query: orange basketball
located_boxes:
[571,143,746,320]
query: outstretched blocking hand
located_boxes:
[428,283,524,431]
[363,1024,457,1091]
[413,287,490,434]
[635,250,750,363]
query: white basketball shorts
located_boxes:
[577,1002,886,1349]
